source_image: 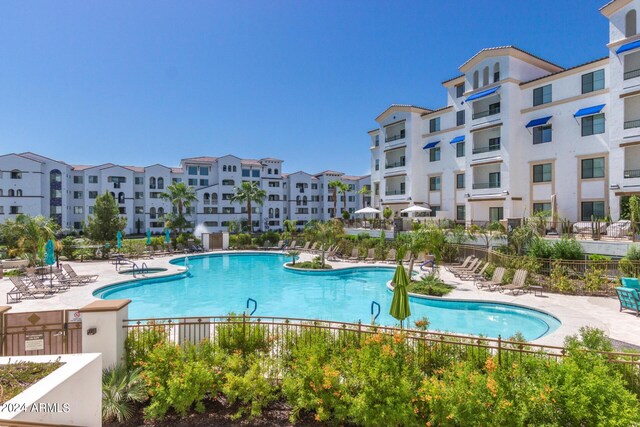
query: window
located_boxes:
[16,189,22,197]
[149,177,156,189]
[581,113,605,136]
[489,207,504,222]
[375,159,380,171]
[582,69,605,94]
[88,206,94,214]
[89,175,98,184]
[374,135,380,146]
[533,202,552,214]
[533,163,552,183]
[473,70,479,89]
[135,192,144,199]
[51,189,62,198]
[455,83,465,98]
[533,125,552,144]
[200,166,208,175]
[311,183,318,190]
[268,181,279,187]
[581,201,605,221]
[135,206,144,214]
[157,177,164,189]
[222,193,233,200]
[10,206,21,214]
[581,157,605,179]
[188,166,198,175]
[72,191,82,199]
[274,168,278,175]
[135,176,144,185]
[88,191,98,199]
[172,178,181,183]
[489,172,501,188]
[626,9,637,37]
[493,62,500,82]
[456,110,465,126]
[232,166,237,172]
[533,84,552,106]
[188,178,197,186]
[252,170,260,178]
[429,176,441,191]
[223,165,227,172]
[429,117,440,133]
[73,176,83,184]
[456,205,465,221]
[429,147,441,162]
[482,66,489,86]
[456,173,465,189]
[7,189,14,197]
[10,170,22,179]
[242,169,250,177]
[200,179,209,186]
[456,141,465,157]
[73,206,83,214]
[374,182,380,196]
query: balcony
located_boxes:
[472,142,500,154]
[385,132,405,143]
[625,68,640,80]
[472,104,500,120]
[472,182,501,190]
[385,160,406,169]
[385,190,406,196]
[625,169,640,178]
[625,119,640,129]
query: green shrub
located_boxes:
[102,363,147,423]
[527,237,553,259]
[216,315,271,354]
[407,274,454,297]
[289,260,332,270]
[550,261,577,293]
[619,245,640,277]
[223,354,278,420]
[61,236,76,260]
[235,233,252,247]
[551,238,584,260]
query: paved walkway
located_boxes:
[0,251,638,348]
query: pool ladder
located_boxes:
[371,300,381,324]
[246,298,257,316]
[131,262,148,278]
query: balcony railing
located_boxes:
[624,68,640,80]
[385,160,406,169]
[385,190,406,196]
[385,132,406,143]
[624,119,640,129]
[472,143,501,154]
[472,105,501,120]
[624,169,640,178]
[472,182,501,189]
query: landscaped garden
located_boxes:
[0,360,63,404]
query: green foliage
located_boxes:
[407,274,454,296]
[231,181,267,232]
[550,261,577,293]
[383,206,393,220]
[255,231,280,246]
[286,250,300,265]
[620,245,640,276]
[583,265,608,293]
[120,239,146,257]
[0,214,58,266]
[222,354,278,420]
[102,363,147,423]
[60,236,76,260]
[550,238,584,260]
[527,237,553,259]
[216,315,272,354]
[85,193,127,243]
[290,259,333,270]
[160,182,197,234]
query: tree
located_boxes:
[159,182,197,235]
[337,182,349,214]
[85,192,127,244]
[0,214,57,266]
[304,220,342,267]
[396,229,430,274]
[282,219,296,242]
[357,186,371,207]
[286,250,300,265]
[231,181,267,233]
[469,222,505,249]
[328,180,343,218]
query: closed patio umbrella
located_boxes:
[116,230,123,250]
[44,239,55,286]
[389,265,411,328]
[146,228,152,245]
[165,228,171,244]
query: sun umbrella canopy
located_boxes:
[116,230,123,250]
[44,239,55,266]
[401,205,432,214]
[164,228,171,244]
[389,265,411,325]
[354,207,381,214]
[146,229,152,245]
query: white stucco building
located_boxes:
[369,0,640,224]
[0,152,370,234]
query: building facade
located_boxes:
[369,0,640,224]
[0,152,370,234]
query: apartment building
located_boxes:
[0,152,370,234]
[370,0,640,224]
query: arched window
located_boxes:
[110,192,116,199]
[212,193,218,204]
[150,207,156,219]
[274,168,279,175]
[482,66,489,86]
[149,177,156,189]
[8,189,14,197]
[118,192,125,204]
[275,208,280,218]
[157,177,164,190]
[0,189,3,196]
[268,168,272,174]
[223,165,227,172]
[232,166,237,172]
[269,208,274,218]
[493,62,500,82]
[204,193,210,204]
[16,189,22,197]
[296,195,301,205]
[303,195,308,205]
[627,9,637,37]
[473,70,479,89]
[157,207,164,217]
[49,169,62,183]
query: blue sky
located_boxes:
[0,0,608,175]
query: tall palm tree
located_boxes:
[357,186,371,207]
[159,182,197,235]
[13,214,56,266]
[328,180,343,218]
[305,220,341,267]
[231,181,267,232]
[337,182,349,214]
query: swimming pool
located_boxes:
[95,253,561,340]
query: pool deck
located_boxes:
[0,250,638,348]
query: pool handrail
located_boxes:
[371,300,381,324]
[246,298,258,316]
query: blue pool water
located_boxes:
[95,253,560,340]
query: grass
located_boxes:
[0,361,63,404]
[407,274,454,297]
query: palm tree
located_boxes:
[231,181,267,233]
[159,182,197,235]
[12,215,56,266]
[328,180,343,218]
[102,363,147,423]
[305,220,341,267]
[357,186,371,207]
[337,183,349,215]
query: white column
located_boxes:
[79,299,131,369]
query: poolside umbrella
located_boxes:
[164,228,171,244]
[389,264,411,328]
[355,207,381,229]
[44,239,55,286]
[146,228,152,245]
[116,230,123,250]
[401,205,432,216]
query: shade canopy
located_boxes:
[616,39,640,55]
[574,104,605,118]
[44,239,55,266]
[465,85,500,102]
[355,207,381,214]
[450,135,465,144]
[525,116,552,128]
[422,141,440,150]
[389,265,412,326]
[401,205,432,213]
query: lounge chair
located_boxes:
[498,269,528,295]
[385,249,397,264]
[450,258,480,277]
[445,256,473,272]
[284,240,297,251]
[401,252,411,264]
[62,264,98,282]
[8,277,54,300]
[365,248,375,263]
[271,240,284,250]
[24,273,63,293]
[347,248,360,262]
[477,267,506,291]
[465,262,489,281]
[616,286,640,316]
[53,270,85,287]
[457,261,486,281]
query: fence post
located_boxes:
[358,320,361,344]
[497,335,502,366]
[0,306,10,357]
[79,299,131,369]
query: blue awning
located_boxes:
[616,39,640,55]
[450,135,465,144]
[525,116,552,128]
[465,86,500,102]
[574,104,606,118]
[422,141,440,149]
